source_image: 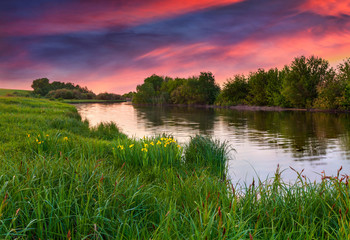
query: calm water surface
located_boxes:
[75,102,350,184]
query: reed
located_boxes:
[185,135,230,179]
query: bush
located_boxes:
[96,92,122,100]
[46,89,84,99]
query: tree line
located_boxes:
[31,78,124,101]
[132,56,350,110]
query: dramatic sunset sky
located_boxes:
[1,0,350,93]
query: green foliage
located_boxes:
[96,92,122,100]
[46,89,96,99]
[122,91,135,100]
[31,78,103,100]
[336,58,350,109]
[31,78,51,96]
[313,69,344,109]
[197,72,221,104]
[144,74,164,93]
[133,82,156,104]
[133,72,220,105]
[216,74,248,106]
[282,56,330,108]
[246,69,269,106]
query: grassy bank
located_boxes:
[0,89,32,97]
[0,97,349,239]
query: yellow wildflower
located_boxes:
[141,148,148,152]
[117,145,124,150]
[63,137,68,141]
[144,143,148,148]
[46,134,49,137]
[150,142,154,146]
[129,144,134,148]
[27,134,30,138]
[177,145,181,148]
[157,140,161,145]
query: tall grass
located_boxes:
[0,97,349,239]
[185,135,230,179]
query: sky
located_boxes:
[1,0,350,94]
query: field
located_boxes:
[0,97,349,239]
[0,89,32,97]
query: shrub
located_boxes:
[96,92,122,100]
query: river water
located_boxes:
[75,102,350,184]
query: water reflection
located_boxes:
[75,103,350,183]
[133,105,216,135]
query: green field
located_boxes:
[0,88,32,97]
[0,97,349,239]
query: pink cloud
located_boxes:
[301,0,350,16]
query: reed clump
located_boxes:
[0,97,349,239]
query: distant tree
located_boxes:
[197,72,220,105]
[144,74,164,93]
[46,89,83,99]
[281,56,330,108]
[216,74,248,106]
[122,91,135,100]
[133,82,156,104]
[336,58,350,109]
[313,68,343,109]
[31,78,51,96]
[246,69,269,106]
[161,77,184,103]
[170,80,196,104]
[96,92,122,100]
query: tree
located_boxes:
[246,69,269,106]
[144,74,164,93]
[216,74,248,106]
[281,56,330,108]
[313,68,343,109]
[336,58,350,109]
[133,82,156,104]
[31,78,51,96]
[197,72,220,105]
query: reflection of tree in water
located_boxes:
[134,105,350,161]
[216,109,347,160]
[133,105,216,134]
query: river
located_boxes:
[75,102,350,184]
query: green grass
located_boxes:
[0,97,349,239]
[0,88,32,97]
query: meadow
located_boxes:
[0,89,32,97]
[0,97,349,239]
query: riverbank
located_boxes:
[1,97,349,239]
[133,102,350,113]
[62,99,127,103]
